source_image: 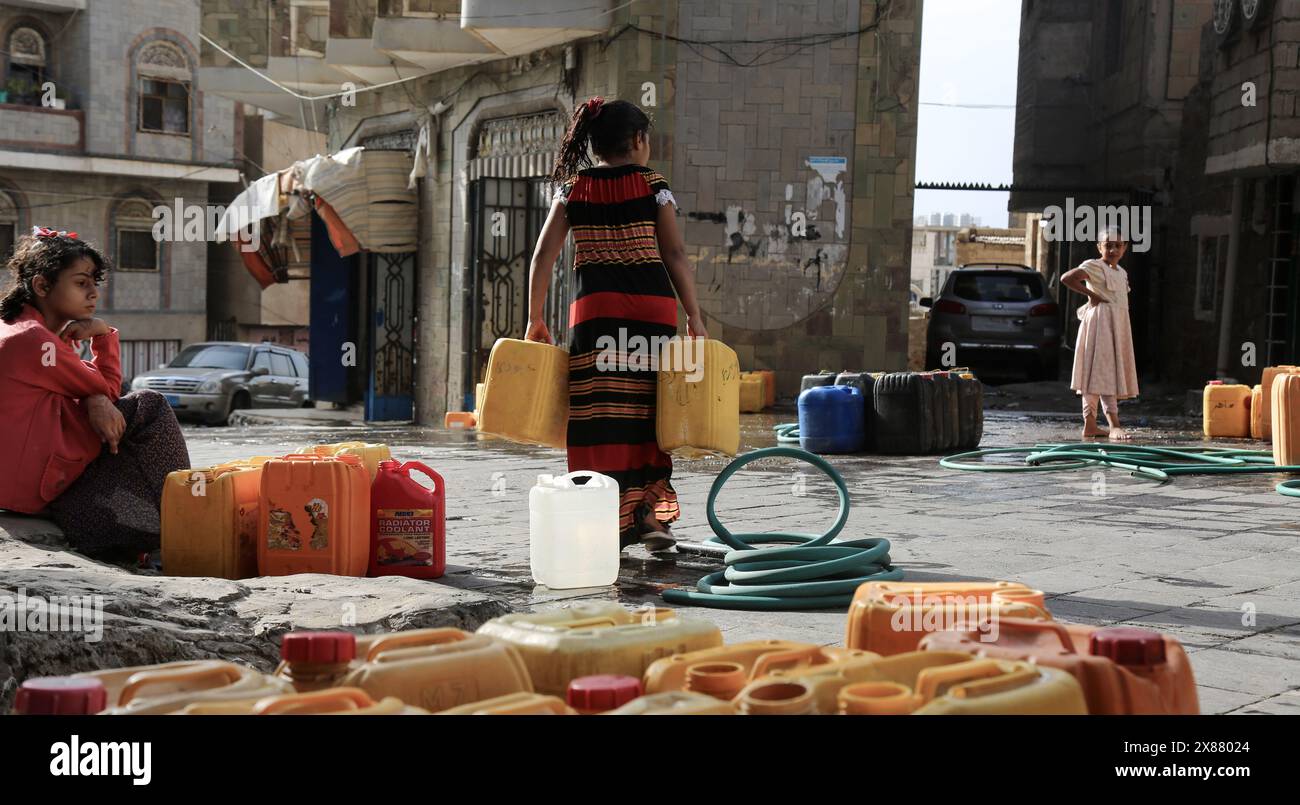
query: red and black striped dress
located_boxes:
[557,163,681,540]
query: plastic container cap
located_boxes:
[15,677,107,715]
[1089,626,1166,666]
[566,675,644,712]
[378,459,401,472]
[281,630,357,664]
[1207,380,1224,386]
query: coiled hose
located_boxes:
[774,423,800,445]
[940,443,1300,498]
[661,446,902,611]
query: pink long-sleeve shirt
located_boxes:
[0,304,121,513]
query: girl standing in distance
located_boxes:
[525,97,707,552]
[1060,229,1139,440]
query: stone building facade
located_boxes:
[0,0,241,382]
[305,0,922,421]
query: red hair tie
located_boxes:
[585,96,605,118]
[32,226,78,240]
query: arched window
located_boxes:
[0,191,17,262]
[7,26,47,90]
[114,198,159,272]
[137,41,191,134]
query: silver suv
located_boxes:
[129,342,310,425]
[921,264,1060,380]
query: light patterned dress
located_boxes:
[1070,259,1139,399]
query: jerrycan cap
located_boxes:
[1089,626,1166,666]
[1207,380,1224,386]
[15,677,107,715]
[566,675,644,712]
[281,631,357,664]
[378,459,402,472]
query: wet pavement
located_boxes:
[181,407,1300,715]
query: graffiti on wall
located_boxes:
[688,156,851,331]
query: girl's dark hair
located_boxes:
[1,233,110,323]
[551,98,652,183]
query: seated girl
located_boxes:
[0,228,189,560]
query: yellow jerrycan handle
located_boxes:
[915,659,1039,702]
[118,663,244,706]
[749,646,832,679]
[979,617,1077,653]
[365,628,468,662]
[254,687,375,715]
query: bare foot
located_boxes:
[1082,427,1109,439]
[1108,427,1133,441]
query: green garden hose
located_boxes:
[941,443,1300,497]
[774,423,800,445]
[661,446,901,611]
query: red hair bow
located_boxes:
[585,96,605,118]
[32,226,78,239]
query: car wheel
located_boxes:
[217,391,251,426]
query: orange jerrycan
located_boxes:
[476,602,723,695]
[437,692,577,715]
[161,463,261,579]
[1273,373,1300,467]
[258,454,370,577]
[756,369,776,408]
[735,650,1087,715]
[607,691,738,715]
[656,338,741,458]
[296,441,392,480]
[177,687,429,715]
[338,628,534,712]
[477,338,569,449]
[845,580,1050,655]
[1259,366,1300,439]
[643,640,875,698]
[1203,381,1251,438]
[1251,385,1266,440]
[919,619,1199,715]
[73,660,292,715]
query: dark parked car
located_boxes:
[129,342,310,425]
[922,263,1060,380]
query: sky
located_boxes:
[913,0,1022,228]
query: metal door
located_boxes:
[465,177,571,407]
[367,251,417,421]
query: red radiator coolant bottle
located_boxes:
[369,460,446,579]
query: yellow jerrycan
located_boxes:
[1202,381,1250,438]
[161,463,262,579]
[656,338,740,457]
[74,660,292,715]
[176,687,429,715]
[476,602,723,695]
[296,441,392,480]
[643,641,875,699]
[477,338,569,449]
[846,580,1050,655]
[734,650,1087,715]
[437,692,577,715]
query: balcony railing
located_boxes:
[0,103,83,153]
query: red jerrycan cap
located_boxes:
[566,675,644,712]
[15,677,108,715]
[377,459,401,472]
[281,630,357,663]
[1207,380,1223,386]
[1089,626,1166,666]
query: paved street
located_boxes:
[175,408,1300,715]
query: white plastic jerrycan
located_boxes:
[529,471,620,589]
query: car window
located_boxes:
[169,344,250,370]
[290,352,309,377]
[951,273,1044,303]
[270,352,294,377]
[252,350,272,372]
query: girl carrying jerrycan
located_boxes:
[524,97,707,553]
